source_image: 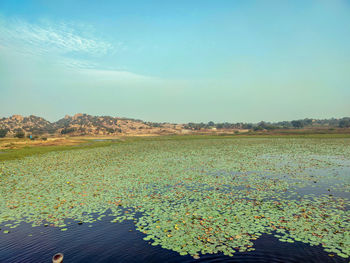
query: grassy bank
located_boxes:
[0,139,119,161]
[1,133,350,161]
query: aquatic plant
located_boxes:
[0,137,349,258]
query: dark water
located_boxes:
[0,214,348,263]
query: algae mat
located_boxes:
[0,137,349,259]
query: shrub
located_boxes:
[253,126,264,131]
[61,127,75,134]
[15,131,25,138]
[106,128,115,134]
[0,129,8,138]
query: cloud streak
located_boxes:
[0,16,157,84]
[0,18,116,57]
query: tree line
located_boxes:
[183,117,350,131]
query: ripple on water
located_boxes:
[0,215,348,263]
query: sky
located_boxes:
[0,0,349,123]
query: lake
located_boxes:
[0,137,349,262]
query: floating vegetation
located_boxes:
[0,137,349,258]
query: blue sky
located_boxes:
[0,0,349,123]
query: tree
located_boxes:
[303,118,313,126]
[291,120,304,128]
[0,129,8,138]
[257,121,267,129]
[242,123,253,129]
[339,119,350,128]
[207,121,215,127]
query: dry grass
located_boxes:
[0,137,85,150]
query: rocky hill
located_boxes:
[0,114,183,137]
[0,115,56,135]
[2,114,347,138]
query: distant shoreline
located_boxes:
[1,133,350,162]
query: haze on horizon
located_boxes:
[0,0,349,123]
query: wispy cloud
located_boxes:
[0,16,159,84]
[0,18,116,57]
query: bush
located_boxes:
[106,128,115,133]
[15,131,25,138]
[253,126,264,131]
[61,127,75,134]
[41,137,47,141]
[0,129,8,138]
